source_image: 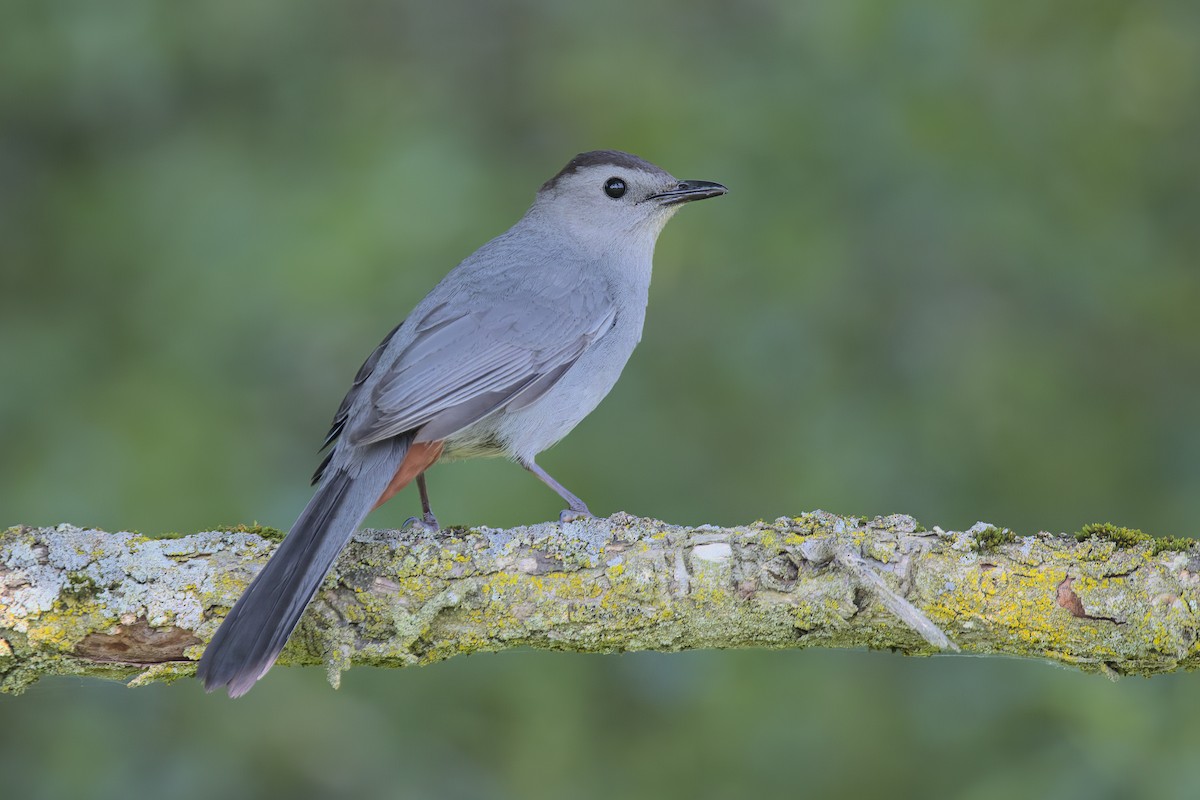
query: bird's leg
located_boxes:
[403,472,441,533]
[417,472,440,530]
[519,457,593,523]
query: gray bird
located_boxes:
[197,150,727,696]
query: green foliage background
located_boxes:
[3,2,1200,798]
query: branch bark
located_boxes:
[2,512,1198,694]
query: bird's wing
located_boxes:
[312,321,404,484]
[344,284,617,448]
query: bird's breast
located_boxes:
[457,289,648,461]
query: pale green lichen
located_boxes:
[864,539,898,563]
[925,561,1080,655]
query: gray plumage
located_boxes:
[197,150,726,696]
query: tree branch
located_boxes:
[2,512,1198,694]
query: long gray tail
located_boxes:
[197,441,406,697]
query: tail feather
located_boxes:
[198,441,406,697]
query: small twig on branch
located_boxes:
[1,512,1198,694]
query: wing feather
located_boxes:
[312,321,403,484]
[345,289,616,447]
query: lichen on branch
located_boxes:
[1,512,1198,694]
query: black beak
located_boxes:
[648,179,728,206]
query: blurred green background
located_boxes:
[3,1,1200,798]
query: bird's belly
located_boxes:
[451,311,643,460]
[441,427,510,460]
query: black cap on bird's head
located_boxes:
[536,150,727,232]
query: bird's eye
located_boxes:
[603,177,627,199]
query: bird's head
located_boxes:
[532,150,727,246]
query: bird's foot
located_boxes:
[403,513,441,535]
[559,508,594,524]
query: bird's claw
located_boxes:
[403,514,441,535]
[559,508,594,524]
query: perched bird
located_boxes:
[197,150,727,696]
